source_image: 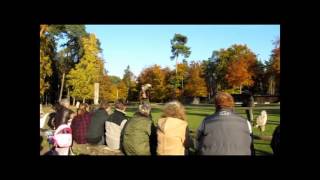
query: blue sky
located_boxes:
[81,25,280,78]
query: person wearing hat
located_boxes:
[196,92,253,155]
[121,103,157,155]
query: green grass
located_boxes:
[41,103,280,155]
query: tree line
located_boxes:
[40,26,280,104]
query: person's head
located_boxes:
[60,98,70,108]
[161,101,186,121]
[100,100,110,111]
[77,103,89,115]
[138,103,151,117]
[214,92,234,110]
[115,99,127,111]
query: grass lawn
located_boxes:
[41,103,280,156]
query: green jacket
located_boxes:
[122,113,156,155]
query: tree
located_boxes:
[202,59,216,101]
[100,75,117,102]
[225,57,254,94]
[40,25,56,97]
[176,60,189,89]
[117,80,129,100]
[109,75,121,85]
[170,33,191,91]
[67,34,104,103]
[210,44,258,93]
[265,38,280,95]
[122,65,138,101]
[251,60,267,94]
[138,65,167,102]
[184,61,208,103]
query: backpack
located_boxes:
[51,124,72,148]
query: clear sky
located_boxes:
[83,25,280,78]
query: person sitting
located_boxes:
[86,100,110,145]
[196,92,253,155]
[157,101,190,155]
[53,99,73,129]
[71,103,92,144]
[105,99,128,150]
[121,103,157,155]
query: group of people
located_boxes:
[42,91,280,156]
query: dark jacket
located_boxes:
[242,93,254,107]
[71,112,92,144]
[196,108,252,155]
[86,108,109,144]
[122,112,156,155]
[271,125,280,155]
[54,106,72,129]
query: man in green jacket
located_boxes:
[121,103,157,155]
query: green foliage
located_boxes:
[67,34,104,101]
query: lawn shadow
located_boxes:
[267,120,280,125]
[186,112,211,117]
[254,149,273,156]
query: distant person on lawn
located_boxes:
[86,100,110,145]
[157,101,191,155]
[121,103,157,155]
[71,103,92,144]
[242,90,255,123]
[196,92,253,155]
[105,99,128,150]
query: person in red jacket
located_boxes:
[71,103,92,144]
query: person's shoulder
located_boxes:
[203,113,217,123]
[230,111,247,122]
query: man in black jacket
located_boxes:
[53,99,73,129]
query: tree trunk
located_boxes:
[83,98,85,103]
[67,88,70,100]
[45,94,48,106]
[73,97,75,106]
[240,85,242,94]
[116,89,119,99]
[59,72,65,102]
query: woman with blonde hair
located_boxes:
[157,101,190,155]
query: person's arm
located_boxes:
[247,120,255,156]
[195,120,205,153]
[149,122,157,155]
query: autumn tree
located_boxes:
[210,44,258,93]
[67,34,104,103]
[266,38,280,95]
[225,57,255,94]
[122,65,138,101]
[40,24,56,99]
[100,75,117,102]
[117,80,129,100]
[184,61,208,103]
[138,65,167,102]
